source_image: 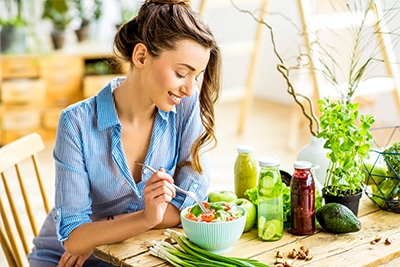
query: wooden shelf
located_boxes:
[0,42,126,145]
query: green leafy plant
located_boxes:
[317,98,375,196]
[0,0,26,27]
[116,0,139,28]
[72,0,102,28]
[42,0,73,31]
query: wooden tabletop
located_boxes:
[94,197,400,267]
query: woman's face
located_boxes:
[143,39,210,112]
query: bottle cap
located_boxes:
[294,160,312,169]
[259,157,280,167]
[237,145,254,153]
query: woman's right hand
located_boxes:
[57,251,92,267]
[142,168,176,226]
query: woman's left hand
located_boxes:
[57,251,92,267]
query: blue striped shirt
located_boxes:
[54,78,210,242]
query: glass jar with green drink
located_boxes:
[234,145,257,199]
[257,157,283,241]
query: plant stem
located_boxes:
[230,0,320,136]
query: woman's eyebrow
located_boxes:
[178,63,196,71]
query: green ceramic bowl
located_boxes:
[180,204,246,254]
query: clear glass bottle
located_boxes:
[234,145,257,199]
[290,160,315,235]
[257,157,283,241]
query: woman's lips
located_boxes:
[168,92,182,104]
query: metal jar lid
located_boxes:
[259,157,280,167]
[293,160,312,169]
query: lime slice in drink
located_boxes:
[260,175,275,189]
[262,220,282,240]
[258,216,266,230]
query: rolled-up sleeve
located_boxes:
[54,109,93,242]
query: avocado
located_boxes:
[316,203,361,234]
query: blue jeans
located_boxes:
[29,258,115,267]
[28,209,114,267]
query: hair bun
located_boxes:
[148,0,191,8]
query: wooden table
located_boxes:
[94,197,400,267]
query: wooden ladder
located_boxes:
[197,0,270,134]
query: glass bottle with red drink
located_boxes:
[290,160,315,235]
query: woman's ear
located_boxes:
[132,43,148,68]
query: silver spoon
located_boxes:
[134,161,208,213]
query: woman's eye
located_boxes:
[176,72,187,79]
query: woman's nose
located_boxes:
[180,78,197,96]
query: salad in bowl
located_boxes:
[183,201,245,222]
[180,201,246,253]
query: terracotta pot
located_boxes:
[51,29,65,50]
[75,25,89,42]
[0,25,26,54]
[322,187,363,216]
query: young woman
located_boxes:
[28,0,221,266]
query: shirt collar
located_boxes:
[96,77,176,131]
[97,79,120,131]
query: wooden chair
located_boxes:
[0,133,50,267]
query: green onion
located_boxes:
[150,240,197,267]
[149,229,270,267]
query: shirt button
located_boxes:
[192,184,199,189]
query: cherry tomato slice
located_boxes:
[202,201,211,209]
[186,213,198,221]
[201,212,215,222]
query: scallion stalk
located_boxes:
[149,229,271,267]
[150,240,197,267]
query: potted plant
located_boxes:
[230,0,400,215]
[317,98,375,215]
[72,0,102,42]
[42,0,73,49]
[116,0,139,30]
[0,0,27,53]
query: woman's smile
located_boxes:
[168,91,182,104]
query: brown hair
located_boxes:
[113,0,222,174]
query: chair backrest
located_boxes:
[0,133,50,267]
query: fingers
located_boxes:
[142,168,177,225]
[57,251,91,267]
[155,168,174,184]
[144,179,175,201]
[145,168,175,199]
[57,252,76,267]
